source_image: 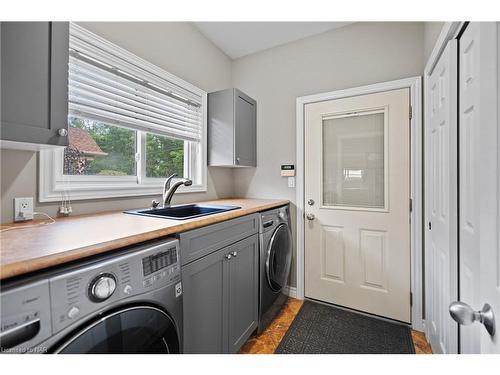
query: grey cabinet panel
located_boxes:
[234,90,257,167]
[1,22,69,147]
[208,88,256,167]
[179,213,259,265]
[207,88,234,166]
[182,247,225,354]
[227,234,259,353]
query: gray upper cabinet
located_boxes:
[208,88,256,167]
[1,22,69,148]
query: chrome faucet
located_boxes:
[163,173,192,207]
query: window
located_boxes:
[145,133,184,178]
[64,117,137,176]
[40,23,207,202]
[322,110,387,210]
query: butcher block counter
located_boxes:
[0,198,289,280]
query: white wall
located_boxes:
[1,22,234,223]
[424,22,444,64]
[231,22,425,286]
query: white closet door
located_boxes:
[458,22,500,354]
[425,39,458,354]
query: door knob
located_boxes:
[58,128,68,137]
[307,199,315,206]
[224,254,232,260]
[449,301,496,336]
[306,213,315,221]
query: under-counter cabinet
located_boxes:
[208,88,257,167]
[180,214,259,354]
[1,22,69,149]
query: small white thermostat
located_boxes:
[281,165,295,177]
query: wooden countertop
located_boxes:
[0,198,289,280]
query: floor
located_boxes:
[239,298,433,354]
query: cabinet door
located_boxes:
[1,22,69,146]
[226,234,259,353]
[181,248,226,353]
[234,89,256,166]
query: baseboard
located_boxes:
[283,286,297,298]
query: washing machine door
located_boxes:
[265,223,292,292]
[54,306,179,354]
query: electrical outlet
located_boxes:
[14,197,34,222]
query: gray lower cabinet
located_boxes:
[208,88,257,167]
[182,234,259,353]
[226,234,259,353]
[1,22,69,148]
[182,244,226,353]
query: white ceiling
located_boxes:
[193,22,352,59]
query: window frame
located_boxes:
[39,95,207,203]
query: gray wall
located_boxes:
[1,22,234,223]
[424,22,444,64]
[231,22,426,286]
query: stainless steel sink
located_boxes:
[124,203,240,220]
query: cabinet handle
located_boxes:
[230,251,237,257]
[224,254,232,260]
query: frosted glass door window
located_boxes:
[322,112,385,209]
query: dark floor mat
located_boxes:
[275,300,415,354]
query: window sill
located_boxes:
[39,180,207,202]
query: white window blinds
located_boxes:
[68,24,204,143]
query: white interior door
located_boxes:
[304,88,411,323]
[424,39,459,354]
[456,22,500,354]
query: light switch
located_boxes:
[287,177,295,188]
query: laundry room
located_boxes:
[1,1,499,374]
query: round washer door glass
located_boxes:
[55,306,179,354]
[266,223,292,292]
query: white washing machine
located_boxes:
[258,205,292,332]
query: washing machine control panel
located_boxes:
[141,245,178,288]
[48,238,180,334]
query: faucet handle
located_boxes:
[151,200,160,209]
[164,173,178,190]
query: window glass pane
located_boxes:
[322,112,385,209]
[146,133,185,178]
[64,117,136,176]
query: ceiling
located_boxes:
[193,22,352,59]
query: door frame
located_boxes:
[295,76,423,330]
